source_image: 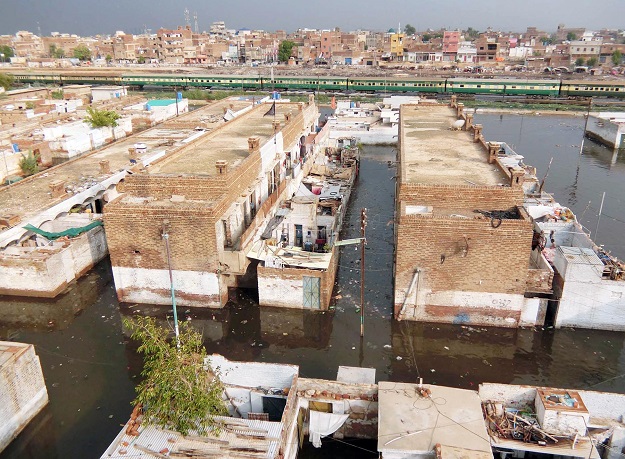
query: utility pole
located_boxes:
[360,208,367,337]
[162,220,180,347]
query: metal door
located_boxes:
[303,276,320,309]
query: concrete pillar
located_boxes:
[488,142,500,164]
[99,160,111,174]
[510,167,525,188]
[473,124,483,142]
[49,180,66,198]
[298,102,305,111]
[248,136,260,152]
[284,111,292,122]
[308,94,315,105]
[465,113,473,131]
[215,159,228,175]
[457,103,464,117]
[450,95,457,108]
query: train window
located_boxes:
[616,88,620,91]
[459,84,464,87]
[477,85,481,88]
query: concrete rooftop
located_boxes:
[0,99,241,233]
[377,381,492,457]
[152,102,298,175]
[0,341,29,367]
[400,105,507,186]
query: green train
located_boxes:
[7,71,625,98]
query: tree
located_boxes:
[566,32,577,41]
[124,316,227,435]
[404,24,416,36]
[105,54,113,64]
[422,34,432,42]
[586,57,598,67]
[0,45,14,62]
[73,44,91,61]
[83,106,121,128]
[278,40,295,62]
[51,89,64,100]
[575,57,585,66]
[612,50,623,66]
[0,73,14,90]
[19,150,40,176]
[466,27,480,39]
[137,55,146,64]
[50,44,65,58]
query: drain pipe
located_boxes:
[162,220,180,347]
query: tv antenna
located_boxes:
[184,8,190,27]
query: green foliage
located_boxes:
[25,101,35,109]
[73,44,92,61]
[137,56,146,64]
[49,44,65,58]
[278,40,295,62]
[105,54,113,63]
[542,35,556,45]
[465,27,480,39]
[612,50,623,66]
[182,89,210,100]
[0,73,14,90]
[586,57,598,67]
[124,316,227,435]
[567,32,577,41]
[51,89,64,100]
[575,57,585,66]
[84,106,120,128]
[19,150,40,176]
[0,45,13,61]
[422,34,432,42]
[404,24,416,36]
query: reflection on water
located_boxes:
[3,144,625,459]
[476,113,625,259]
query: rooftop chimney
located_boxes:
[215,159,228,175]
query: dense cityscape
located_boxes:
[3,8,625,459]
[0,22,623,71]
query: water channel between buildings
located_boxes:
[2,114,625,458]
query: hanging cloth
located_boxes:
[308,410,349,448]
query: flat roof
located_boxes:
[0,341,30,367]
[0,99,239,232]
[153,102,299,175]
[400,105,508,186]
[377,381,492,456]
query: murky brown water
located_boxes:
[2,117,625,459]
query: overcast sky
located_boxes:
[1,0,623,37]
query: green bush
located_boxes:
[19,150,40,176]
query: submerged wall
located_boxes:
[0,342,48,453]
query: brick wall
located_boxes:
[104,204,219,272]
[394,214,533,317]
[398,183,524,209]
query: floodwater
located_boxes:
[3,115,625,459]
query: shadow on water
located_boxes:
[4,145,625,458]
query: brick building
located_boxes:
[393,102,547,327]
[105,98,330,309]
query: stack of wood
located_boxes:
[482,402,559,446]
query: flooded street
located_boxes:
[3,115,625,458]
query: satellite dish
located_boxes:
[452,119,465,130]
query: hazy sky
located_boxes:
[1,0,623,36]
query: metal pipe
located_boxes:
[162,229,180,347]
